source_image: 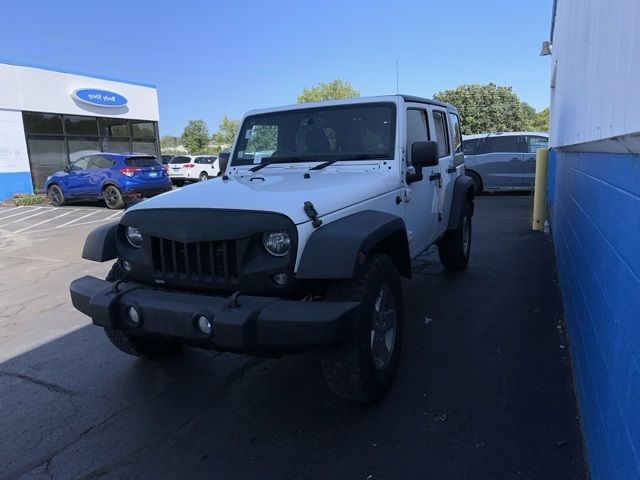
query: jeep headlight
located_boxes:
[262,231,291,257]
[125,226,143,248]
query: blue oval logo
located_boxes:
[72,89,127,108]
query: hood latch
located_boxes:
[304,201,323,228]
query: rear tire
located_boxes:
[47,184,65,206]
[467,171,483,195]
[103,185,125,209]
[103,262,183,359]
[321,254,403,403]
[198,172,209,181]
[437,201,472,271]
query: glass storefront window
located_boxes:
[101,138,131,153]
[131,121,155,138]
[22,112,158,192]
[99,118,129,137]
[64,116,98,135]
[23,113,63,134]
[132,141,158,155]
[27,137,67,190]
[68,138,100,163]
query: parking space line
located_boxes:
[105,211,123,220]
[0,206,48,222]
[13,209,80,233]
[0,208,54,228]
[0,206,29,219]
[24,215,120,235]
[57,210,101,227]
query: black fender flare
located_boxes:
[82,221,118,262]
[447,175,475,230]
[296,210,411,280]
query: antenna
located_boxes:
[395,60,399,94]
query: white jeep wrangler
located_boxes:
[70,95,474,402]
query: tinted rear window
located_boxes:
[125,156,160,167]
[483,135,520,153]
[170,156,191,164]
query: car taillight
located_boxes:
[120,167,141,177]
[162,165,169,172]
[184,163,196,168]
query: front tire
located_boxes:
[437,201,472,271]
[103,263,183,359]
[321,254,404,402]
[47,185,65,206]
[103,185,125,209]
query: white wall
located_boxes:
[0,63,159,121]
[0,109,29,173]
[550,0,640,151]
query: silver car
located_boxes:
[463,132,548,193]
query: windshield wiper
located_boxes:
[308,153,389,171]
[249,156,303,172]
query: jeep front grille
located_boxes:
[150,237,238,282]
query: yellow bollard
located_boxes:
[532,147,549,231]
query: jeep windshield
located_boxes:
[231,102,396,167]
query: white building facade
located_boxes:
[0,60,160,200]
[548,1,640,478]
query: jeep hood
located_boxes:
[127,170,396,224]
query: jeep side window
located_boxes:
[449,113,463,154]
[405,109,429,166]
[432,111,450,158]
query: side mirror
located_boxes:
[63,166,69,173]
[412,141,439,168]
[406,141,439,184]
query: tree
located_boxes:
[160,135,180,150]
[433,83,536,135]
[182,119,210,153]
[297,79,360,103]
[531,108,549,131]
[212,115,240,150]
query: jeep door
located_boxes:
[473,134,524,188]
[428,107,459,238]
[403,106,439,256]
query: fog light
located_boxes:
[126,306,141,326]
[196,315,212,335]
[122,260,132,272]
[272,273,288,286]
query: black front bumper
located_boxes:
[70,276,359,353]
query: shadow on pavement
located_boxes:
[1,195,587,480]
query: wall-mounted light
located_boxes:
[540,41,552,56]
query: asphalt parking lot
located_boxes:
[0,195,587,480]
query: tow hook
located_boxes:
[304,201,323,228]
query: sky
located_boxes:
[1,0,554,137]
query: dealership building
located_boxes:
[0,60,160,200]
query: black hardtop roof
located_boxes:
[400,94,455,110]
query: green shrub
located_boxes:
[13,193,46,206]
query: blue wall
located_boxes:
[551,150,640,479]
[0,172,33,201]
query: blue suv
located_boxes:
[45,153,172,209]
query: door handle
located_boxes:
[446,165,457,174]
[429,172,441,181]
[526,158,536,162]
[510,158,521,162]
